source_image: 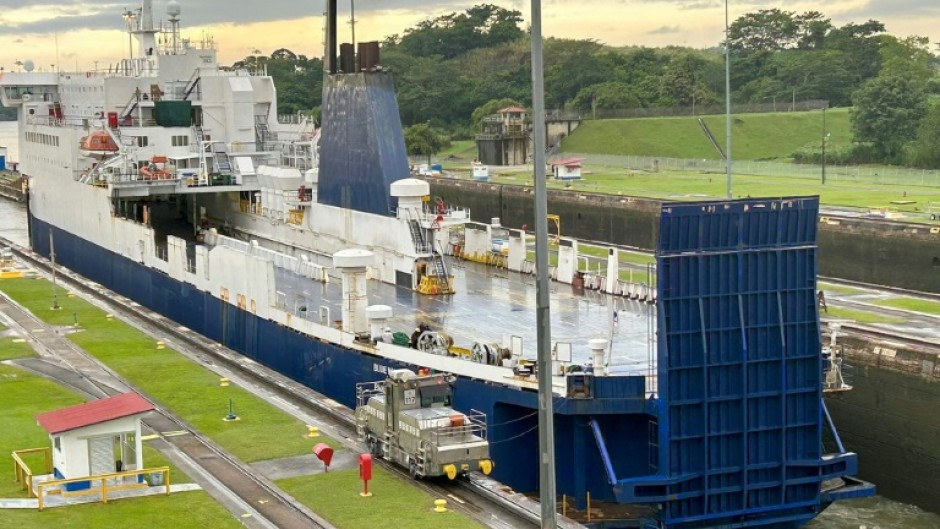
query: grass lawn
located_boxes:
[0,360,191,496]
[278,466,484,529]
[2,492,244,529]
[0,333,35,361]
[0,277,340,463]
[562,109,852,161]
[871,297,940,316]
[440,140,476,160]
[825,307,905,325]
[818,282,864,296]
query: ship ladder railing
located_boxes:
[402,208,431,254]
[355,381,385,409]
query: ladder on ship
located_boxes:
[254,114,270,149]
[214,145,233,176]
[408,219,430,254]
[428,252,452,294]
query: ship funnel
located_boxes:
[588,339,607,376]
[333,249,374,336]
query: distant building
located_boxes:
[476,106,529,166]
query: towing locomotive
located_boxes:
[356,369,493,479]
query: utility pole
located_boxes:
[821,106,827,185]
[50,232,60,310]
[529,1,557,528]
[724,0,732,199]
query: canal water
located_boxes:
[1,120,938,528]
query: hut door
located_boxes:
[88,436,115,476]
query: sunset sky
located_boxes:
[0,1,937,72]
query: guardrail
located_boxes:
[12,447,52,498]
[36,466,170,511]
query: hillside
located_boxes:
[560,108,852,161]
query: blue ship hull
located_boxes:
[27,196,871,528]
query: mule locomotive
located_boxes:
[356,369,493,479]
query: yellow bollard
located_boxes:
[434,499,448,513]
[219,378,230,387]
[587,491,591,522]
[105,314,114,321]
[156,341,165,350]
[307,425,320,438]
[562,494,567,517]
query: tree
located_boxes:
[404,123,447,162]
[878,35,935,86]
[728,9,799,52]
[657,53,721,108]
[852,75,928,160]
[396,4,523,60]
[571,82,641,114]
[907,102,940,168]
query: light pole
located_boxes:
[821,106,829,185]
[724,0,732,199]
[122,9,136,74]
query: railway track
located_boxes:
[0,237,559,529]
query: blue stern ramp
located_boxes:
[615,197,874,528]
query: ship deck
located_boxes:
[274,258,657,374]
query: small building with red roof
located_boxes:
[550,157,584,180]
[36,392,154,490]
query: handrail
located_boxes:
[37,466,170,511]
[12,447,52,498]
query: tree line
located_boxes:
[237,5,940,167]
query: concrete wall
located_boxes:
[428,180,940,293]
[826,338,940,513]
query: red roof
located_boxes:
[499,105,525,114]
[550,157,584,167]
[36,393,154,435]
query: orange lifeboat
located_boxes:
[79,131,119,157]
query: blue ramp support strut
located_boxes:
[589,418,618,485]
[822,399,846,453]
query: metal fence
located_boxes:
[550,99,829,121]
[561,152,940,188]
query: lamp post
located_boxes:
[821,106,829,185]
[724,0,732,199]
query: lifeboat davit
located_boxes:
[79,131,119,158]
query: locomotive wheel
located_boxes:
[409,460,420,480]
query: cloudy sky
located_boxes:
[0,1,937,72]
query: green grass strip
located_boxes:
[817,282,864,296]
[278,466,484,529]
[0,334,35,361]
[872,297,940,316]
[825,307,905,325]
[0,278,337,462]
[2,492,243,529]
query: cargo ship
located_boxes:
[0,1,873,526]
